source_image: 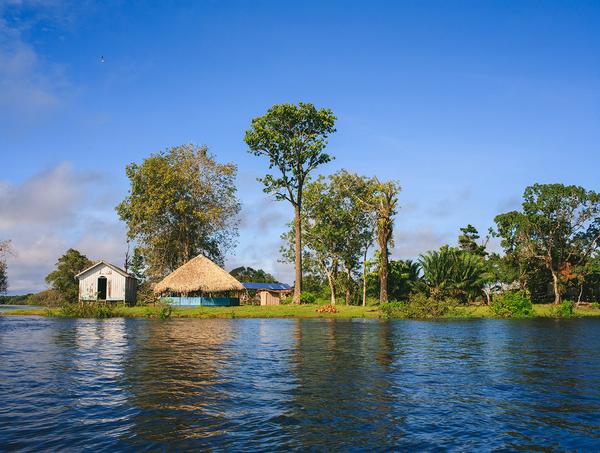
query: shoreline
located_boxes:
[2,303,600,319]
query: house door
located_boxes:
[98,277,107,300]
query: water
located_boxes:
[1,316,599,452]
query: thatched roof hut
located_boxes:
[153,255,244,295]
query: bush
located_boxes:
[49,301,124,318]
[556,300,575,318]
[300,292,316,304]
[144,298,174,318]
[380,294,459,319]
[279,292,318,305]
[490,291,533,318]
[28,290,61,307]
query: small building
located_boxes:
[242,282,292,306]
[153,255,245,307]
[76,260,137,304]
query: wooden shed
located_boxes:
[153,255,245,307]
[76,260,137,304]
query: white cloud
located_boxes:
[0,161,127,294]
[0,162,103,230]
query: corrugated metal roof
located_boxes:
[241,282,292,291]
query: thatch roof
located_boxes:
[153,255,245,294]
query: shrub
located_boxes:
[380,294,459,319]
[144,298,174,318]
[300,291,316,304]
[490,291,532,318]
[556,300,575,318]
[50,301,124,318]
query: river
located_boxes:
[1,316,599,452]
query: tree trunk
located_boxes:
[484,287,491,305]
[346,268,352,306]
[328,272,336,305]
[380,243,389,304]
[293,203,302,304]
[551,269,560,305]
[362,246,367,307]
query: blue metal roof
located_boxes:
[241,282,292,291]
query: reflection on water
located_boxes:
[1,316,600,452]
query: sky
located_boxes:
[1,0,599,295]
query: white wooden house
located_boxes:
[76,261,137,304]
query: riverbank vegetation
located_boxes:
[3,299,600,319]
[5,104,600,320]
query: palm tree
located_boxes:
[418,246,489,303]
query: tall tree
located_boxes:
[354,177,401,303]
[0,239,16,296]
[45,249,93,304]
[116,143,241,279]
[494,183,600,305]
[244,102,336,304]
[329,170,376,306]
[0,260,7,296]
[279,171,376,305]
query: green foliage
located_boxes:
[300,291,316,304]
[366,259,424,301]
[380,294,459,319]
[244,102,337,203]
[353,177,401,304]
[27,290,60,307]
[245,102,336,303]
[143,299,174,318]
[50,302,124,318]
[556,300,575,318]
[0,260,8,296]
[0,294,32,305]
[458,224,488,257]
[45,249,93,304]
[116,143,241,279]
[494,183,600,305]
[0,239,15,296]
[490,291,533,318]
[418,246,489,303]
[230,266,278,283]
[280,170,376,305]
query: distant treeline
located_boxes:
[0,294,33,305]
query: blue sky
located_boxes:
[1,1,599,295]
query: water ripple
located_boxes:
[1,317,600,451]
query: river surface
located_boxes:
[1,316,599,452]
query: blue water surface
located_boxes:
[1,316,599,452]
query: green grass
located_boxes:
[3,302,600,319]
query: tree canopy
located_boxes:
[494,183,600,304]
[0,239,16,296]
[244,102,336,303]
[45,249,92,304]
[230,267,278,284]
[116,143,241,279]
[353,177,401,303]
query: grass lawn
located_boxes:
[3,302,600,319]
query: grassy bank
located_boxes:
[3,302,600,319]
